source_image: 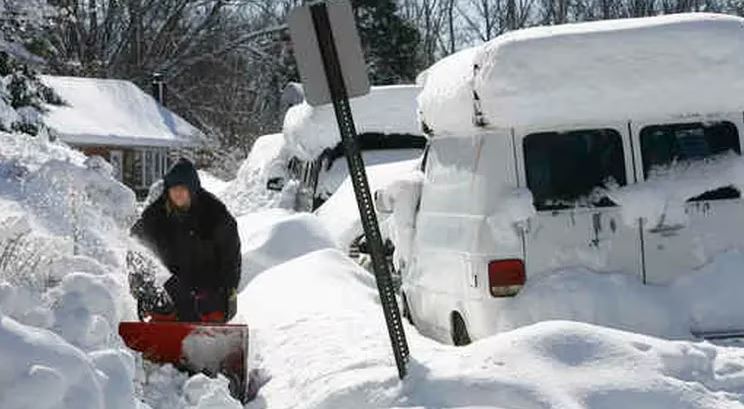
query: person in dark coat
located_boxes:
[131,158,241,322]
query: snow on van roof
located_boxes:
[282,85,423,160]
[41,75,204,148]
[418,13,744,134]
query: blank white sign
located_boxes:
[288,0,370,107]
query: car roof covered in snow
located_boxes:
[41,75,204,148]
[282,85,424,160]
[418,13,744,135]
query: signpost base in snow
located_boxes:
[293,1,410,379]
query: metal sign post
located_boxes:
[288,0,410,379]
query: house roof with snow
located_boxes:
[282,85,424,160]
[418,13,744,134]
[40,75,204,148]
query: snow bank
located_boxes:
[241,249,744,408]
[419,13,744,134]
[221,133,296,217]
[0,131,145,408]
[41,76,203,148]
[197,171,229,197]
[0,314,137,409]
[236,209,337,289]
[283,85,422,160]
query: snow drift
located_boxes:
[236,209,337,290]
[241,248,744,409]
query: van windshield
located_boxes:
[640,121,740,201]
[524,129,626,211]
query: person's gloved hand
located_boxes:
[226,287,238,321]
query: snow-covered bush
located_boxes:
[0,131,141,408]
[0,51,62,135]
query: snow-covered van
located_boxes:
[275,85,426,211]
[391,13,744,345]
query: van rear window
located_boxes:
[640,122,740,201]
[524,129,626,211]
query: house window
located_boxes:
[144,150,154,187]
[132,148,173,189]
[640,121,740,201]
[131,150,144,188]
[524,129,627,210]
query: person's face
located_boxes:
[168,185,191,209]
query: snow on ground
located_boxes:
[198,171,229,197]
[234,209,337,290]
[419,13,744,134]
[241,248,744,409]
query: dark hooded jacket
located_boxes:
[131,159,241,297]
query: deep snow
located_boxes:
[9,20,744,406]
[0,131,142,409]
[7,121,744,409]
[241,248,744,409]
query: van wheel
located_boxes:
[451,312,471,346]
[401,293,414,326]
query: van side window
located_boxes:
[524,129,626,210]
[640,122,740,201]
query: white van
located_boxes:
[390,13,744,345]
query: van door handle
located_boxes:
[648,223,685,235]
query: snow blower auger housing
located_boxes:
[119,320,251,402]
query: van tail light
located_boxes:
[488,259,525,297]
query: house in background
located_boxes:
[40,75,203,197]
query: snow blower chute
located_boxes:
[119,256,253,403]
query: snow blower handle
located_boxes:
[162,276,235,323]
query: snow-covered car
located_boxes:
[383,13,744,345]
[272,85,426,211]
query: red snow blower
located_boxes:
[119,265,253,403]
[119,320,251,402]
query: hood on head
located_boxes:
[163,158,201,194]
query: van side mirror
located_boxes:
[374,189,394,214]
[266,177,285,192]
